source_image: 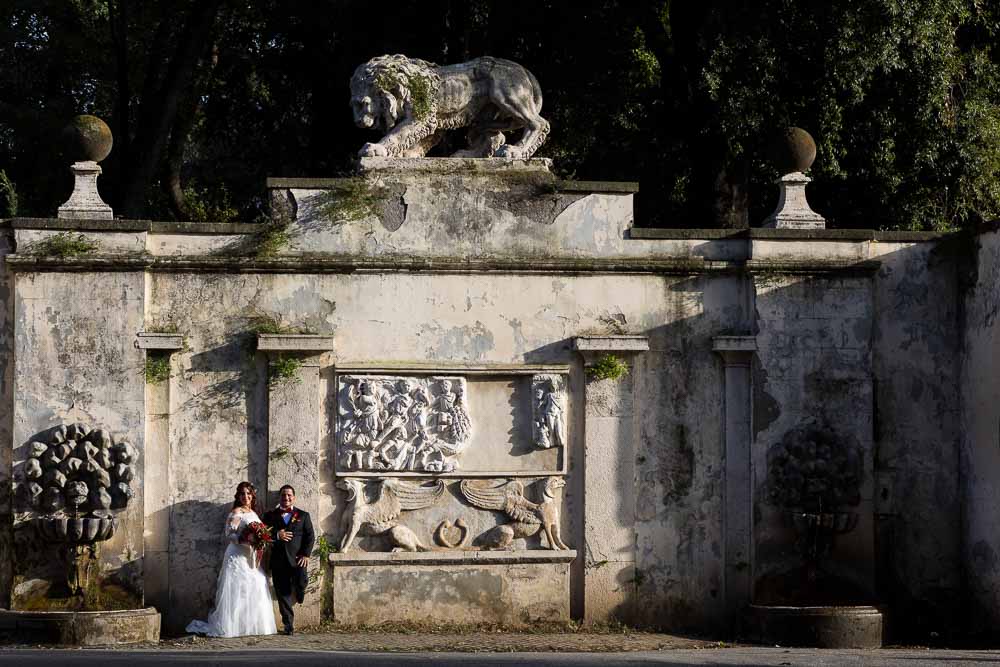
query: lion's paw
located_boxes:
[495,144,526,159]
[359,142,389,158]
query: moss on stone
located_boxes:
[586,354,630,382]
[317,178,383,223]
[30,232,99,258]
[143,355,171,384]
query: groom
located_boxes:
[263,484,315,635]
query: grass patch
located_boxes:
[253,221,291,257]
[317,178,382,223]
[270,354,303,385]
[586,354,630,382]
[30,232,98,257]
[246,314,314,335]
[143,355,171,384]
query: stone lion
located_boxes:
[350,54,550,159]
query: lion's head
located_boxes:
[350,54,440,132]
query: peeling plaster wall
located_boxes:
[11,269,146,602]
[872,241,962,634]
[752,273,876,598]
[146,271,741,633]
[962,228,1000,634]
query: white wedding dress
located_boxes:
[186,509,277,637]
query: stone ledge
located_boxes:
[629,227,952,242]
[573,336,650,354]
[257,334,336,352]
[330,549,577,566]
[135,332,185,350]
[11,217,259,235]
[268,176,637,194]
[712,336,757,353]
[335,362,571,375]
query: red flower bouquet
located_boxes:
[241,521,273,565]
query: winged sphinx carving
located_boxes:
[337,477,446,552]
[459,476,569,550]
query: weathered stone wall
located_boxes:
[872,240,962,636]
[11,268,146,607]
[0,161,984,639]
[961,226,1000,635]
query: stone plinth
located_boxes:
[329,550,575,626]
[762,172,825,230]
[58,161,113,220]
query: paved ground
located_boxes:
[0,647,999,666]
[1,627,999,665]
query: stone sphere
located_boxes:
[63,115,113,163]
[769,127,816,175]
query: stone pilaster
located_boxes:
[711,335,757,622]
[573,335,649,625]
[258,334,335,629]
[136,333,185,618]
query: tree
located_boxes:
[0,0,997,230]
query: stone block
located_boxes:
[331,557,571,626]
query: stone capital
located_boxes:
[712,336,757,367]
[573,335,649,365]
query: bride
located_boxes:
[186,481,277,637]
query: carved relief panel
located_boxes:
[338,375,472,473]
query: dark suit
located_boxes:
[262,506,315,632]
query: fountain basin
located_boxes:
[750,604,884,648]
[36,516,116,544]
[0,607,160,645]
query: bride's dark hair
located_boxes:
[232,481,260,515]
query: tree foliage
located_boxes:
[0,0,997,230]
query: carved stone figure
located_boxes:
[337,477,446,552]
[532,374,566,450]
[338,375,473,473]
[350,54,550,159]
[459,477,569,550]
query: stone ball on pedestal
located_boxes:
[769,127,816,175]
[62,115,113,163]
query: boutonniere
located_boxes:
[290,510,301,524]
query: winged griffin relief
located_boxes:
[459,477,569,550]
[337,477,448,552]
[338,375,472,473]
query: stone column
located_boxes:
[573,335,649,625]
[258,333,335,629]
[136,333,186,618]
[711,335,757,621]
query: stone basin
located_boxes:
[750,604,884,648]
[0,607,160,645]
[35,516,115,544]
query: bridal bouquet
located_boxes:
[241,521,273,565]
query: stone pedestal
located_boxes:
[258,334,335,628]
[761,172,825,230]
[58,161,113,220]
[573,335,649,624]
[712,335,757,624]
[328,550,575,626]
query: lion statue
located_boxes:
[350,54,550,159]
